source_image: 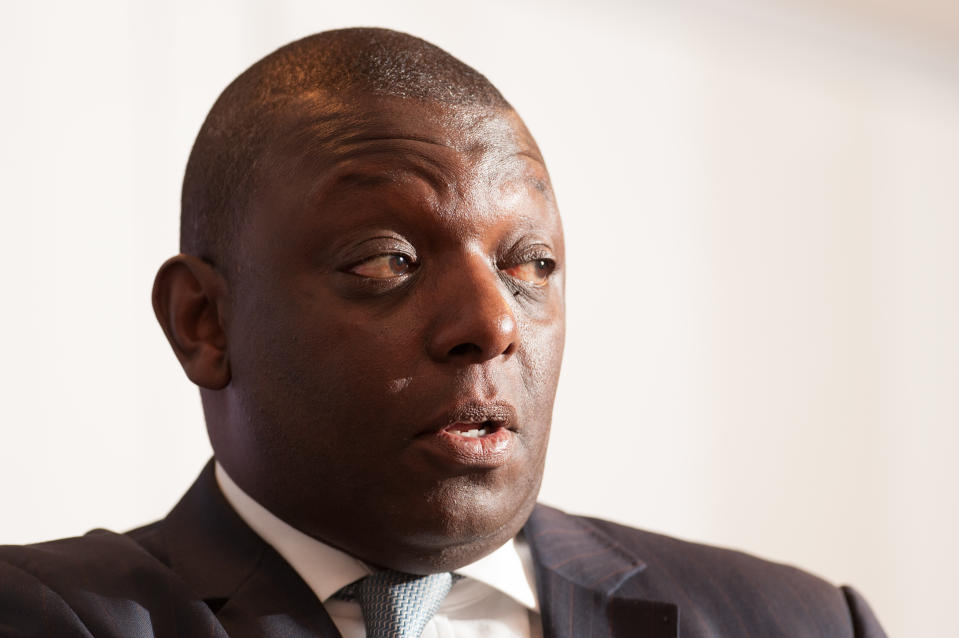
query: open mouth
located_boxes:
[443,420,503,438]
[415,408,516,469]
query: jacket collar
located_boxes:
[159,462,677,638]
[524,504,679,638]
[160,459,341,638]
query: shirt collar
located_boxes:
[214,461,538,611]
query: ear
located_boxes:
[152,254,231,389]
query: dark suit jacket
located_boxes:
[1,462,886,637]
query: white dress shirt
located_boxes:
[215,463,543,638]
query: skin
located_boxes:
[153,92,565,574]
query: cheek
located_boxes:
[284,313,420,418]
[298,297,453,425]
[231,318,418,494]
[327,306,423,372]
[518,311,566,405]
[228,286,416,438]
[513,313,564,468]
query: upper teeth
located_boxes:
[458,428,487,438]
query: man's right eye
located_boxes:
[349,254,418,279]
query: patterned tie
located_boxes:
[335,570,460,638]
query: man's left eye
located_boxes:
[504,258,556,287]
[349,254,417,279]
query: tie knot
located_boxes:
[335,570,461,638]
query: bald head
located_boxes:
[181,28,511,266]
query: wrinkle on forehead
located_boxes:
[253,92,557,228]
[270,90,540,165]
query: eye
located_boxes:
[504,257,556,287]
[349,254,417,279]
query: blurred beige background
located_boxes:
[2,1,956,635]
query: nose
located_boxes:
[426,256,518,364]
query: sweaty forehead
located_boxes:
[228,91,562,279]
[265,92,549,188]
[228,90,560,265]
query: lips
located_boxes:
[413,400,517,470]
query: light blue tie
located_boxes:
[337,570,460,638]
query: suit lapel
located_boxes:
[524,505,678,638]
[214,545,342,638]
[157,464,677,638]
[159,460,342,638]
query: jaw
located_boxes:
[363,432,548,573]
[351,473,543,574]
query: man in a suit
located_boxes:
[0,29,886,637]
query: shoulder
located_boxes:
[0,527,211,637]
[0,526,170,591]
[585,512,835,588]
[589,513,835,589]
[535,505,886,637]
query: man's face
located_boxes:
[214,93,564,573]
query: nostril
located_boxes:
[431,302,519,363]
[447,340,515,359]
[448,343,481,357]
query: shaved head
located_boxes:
[181,28,511,267]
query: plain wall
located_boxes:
[2,1,957,635]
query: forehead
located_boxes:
[276,91,542,163]
[249,92,558,240]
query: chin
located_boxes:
[372,475,539,573]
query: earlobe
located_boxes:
[152,254,231,390]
